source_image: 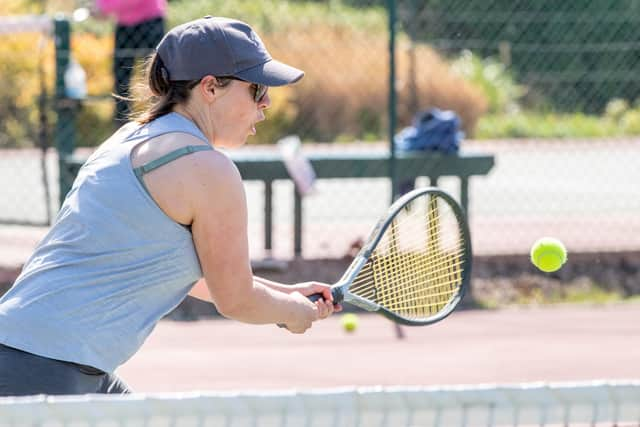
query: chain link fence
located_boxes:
[1,1,639,263]
[0,15,56,226]
[394,0,640,257]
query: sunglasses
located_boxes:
[222,76,268,103]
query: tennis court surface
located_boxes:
[1,305,639,426]
[118,304,640,391]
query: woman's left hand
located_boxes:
[290,282,343,319]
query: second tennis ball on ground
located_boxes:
[340,313,359,333]
[530,237,567,273]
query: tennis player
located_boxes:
[0,16,339,396]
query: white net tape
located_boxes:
[0,381,639,427]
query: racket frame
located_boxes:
[331,187,472,325]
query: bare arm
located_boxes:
[186,151,320,332]
[190,276,296,300]
[191,276,339,306]
[252,277,340,309]
[136,132,335,332]
[252,276,296,294]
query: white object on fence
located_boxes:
[278,135,317,196]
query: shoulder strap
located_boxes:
[133,145,213,180]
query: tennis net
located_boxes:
[0,381,638,427]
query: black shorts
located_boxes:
[0,343,131,396]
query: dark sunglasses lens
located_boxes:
[252,84,268,102]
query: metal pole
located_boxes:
[38,32,52,225]
[294,189,302,257]
[387,0,398,204]
[388,0,405,341]
[264,180,273,256]
[54,16,77,206]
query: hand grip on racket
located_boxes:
[307,292,335,303]
[278,187,472,329]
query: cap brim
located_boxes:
[234,59,304,86]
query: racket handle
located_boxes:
[308,293,324,303]
[308,287,343,304]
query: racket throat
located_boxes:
[343,293,379,312]
[336,255,379,311]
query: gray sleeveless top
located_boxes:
[0,113,213,373]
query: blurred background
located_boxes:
[2,0,639,308]
[1,1,640,424]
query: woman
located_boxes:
[0,16,338,396]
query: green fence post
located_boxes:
[294,189,302,257]
[460,176,469,215]
[54,16,77,206]
[264,180,273,255]
[387,0,398,203]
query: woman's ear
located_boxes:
[199,75,217,101]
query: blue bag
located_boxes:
[394,108,464,154]
[394,108,464,194]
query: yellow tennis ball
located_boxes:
[530,237,567,273]
[340,313,359,333]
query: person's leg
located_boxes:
[98,372,132,394]
[113,18,165,123]
[138,17,165,50]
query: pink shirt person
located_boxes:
[96,0,166,26]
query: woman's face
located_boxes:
[209,78,271,149]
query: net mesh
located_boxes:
[0,382,638,427]
[350,192,467,322]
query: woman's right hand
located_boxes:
[282,292,320,334]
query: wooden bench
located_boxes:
[62,150,494,258]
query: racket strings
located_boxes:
[377,250,464,302]
[378,253,464,313]
[350,195,466,320]
[350,206,458,293]
[388,199,463,316]
[375,253,463,315]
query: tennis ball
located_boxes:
[340,313,359,333]
[530,237,567,273]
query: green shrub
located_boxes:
[8,0,640,144]
[0,30,54,148]
[166,0,387,34]
[451,50,526,115]
[604,98,630,122]
[413,0,640,114]
[70,15,487,144]
[620,109,640,134]
[476,112,627,139]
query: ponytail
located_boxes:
[133,54,201,125]
[132,54,237,125]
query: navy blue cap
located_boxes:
[156,16,304,86]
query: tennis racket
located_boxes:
[305,186,472,326]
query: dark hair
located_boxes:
[133,53,232,124]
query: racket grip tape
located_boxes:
[308,293,324,303]
[309,287,343,304]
